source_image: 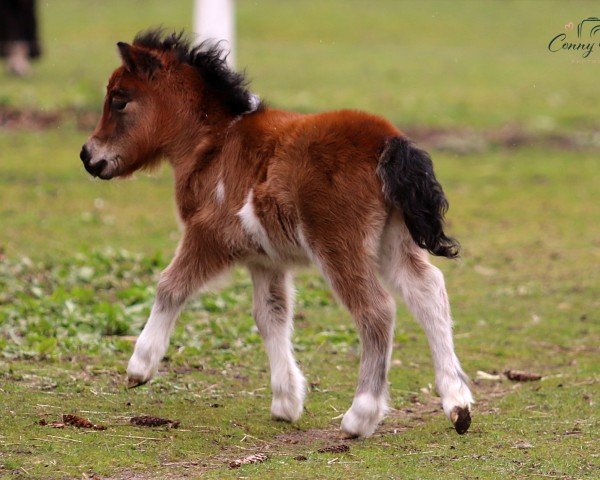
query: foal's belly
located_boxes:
[242,243,311,270]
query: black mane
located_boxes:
[133,29,256,115]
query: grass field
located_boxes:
[1,1,599,479]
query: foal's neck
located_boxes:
[168,111,237,218]
[167,112,233,173]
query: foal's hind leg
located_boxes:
[380,217,473,434]
[249,264,306,422]
[306,243,395,437]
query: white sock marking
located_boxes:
[127,302,180,384]
[341,393,387,438]
[380,217,474,421]
[251,266,306,422]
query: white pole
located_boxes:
[193,0,235,69]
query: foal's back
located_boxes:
[237,108,399,175]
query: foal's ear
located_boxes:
[117,42,162,78]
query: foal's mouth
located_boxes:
[82,156,120,180]
[96,168,115,180]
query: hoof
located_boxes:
[270,391,304,423]
[270,403,302,423]
[126,351,158,389]
[340,393,386,438]
[270,370,306,423]
[450,406,471,434]
[127,376,148,389]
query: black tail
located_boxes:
[377,136,460,258]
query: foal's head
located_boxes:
[80,30,257,179]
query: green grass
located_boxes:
[1,1,599,479]
[1,128,598,478]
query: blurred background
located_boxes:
[0,2,598,478]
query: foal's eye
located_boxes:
[111,98,128,111]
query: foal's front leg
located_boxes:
[127,233,229,387]
[249,264,306,422]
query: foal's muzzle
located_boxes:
[80,145,90,164]
[80,144,111,179]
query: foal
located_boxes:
[81,30,473,437]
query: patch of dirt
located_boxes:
[0,105,97,131]
[215,380,515,467]
[0,107,61,130]
[404,123,600,154]
[317,444,350,454]
[2,105,598,154]
[88,381,518,479]
[275,426,348,445]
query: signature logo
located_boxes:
[548,17,600,58]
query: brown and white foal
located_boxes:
[81,30,473,437]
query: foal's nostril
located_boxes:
[82,157,108,178]
[80,145,90,164]
[91,159,108,177]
